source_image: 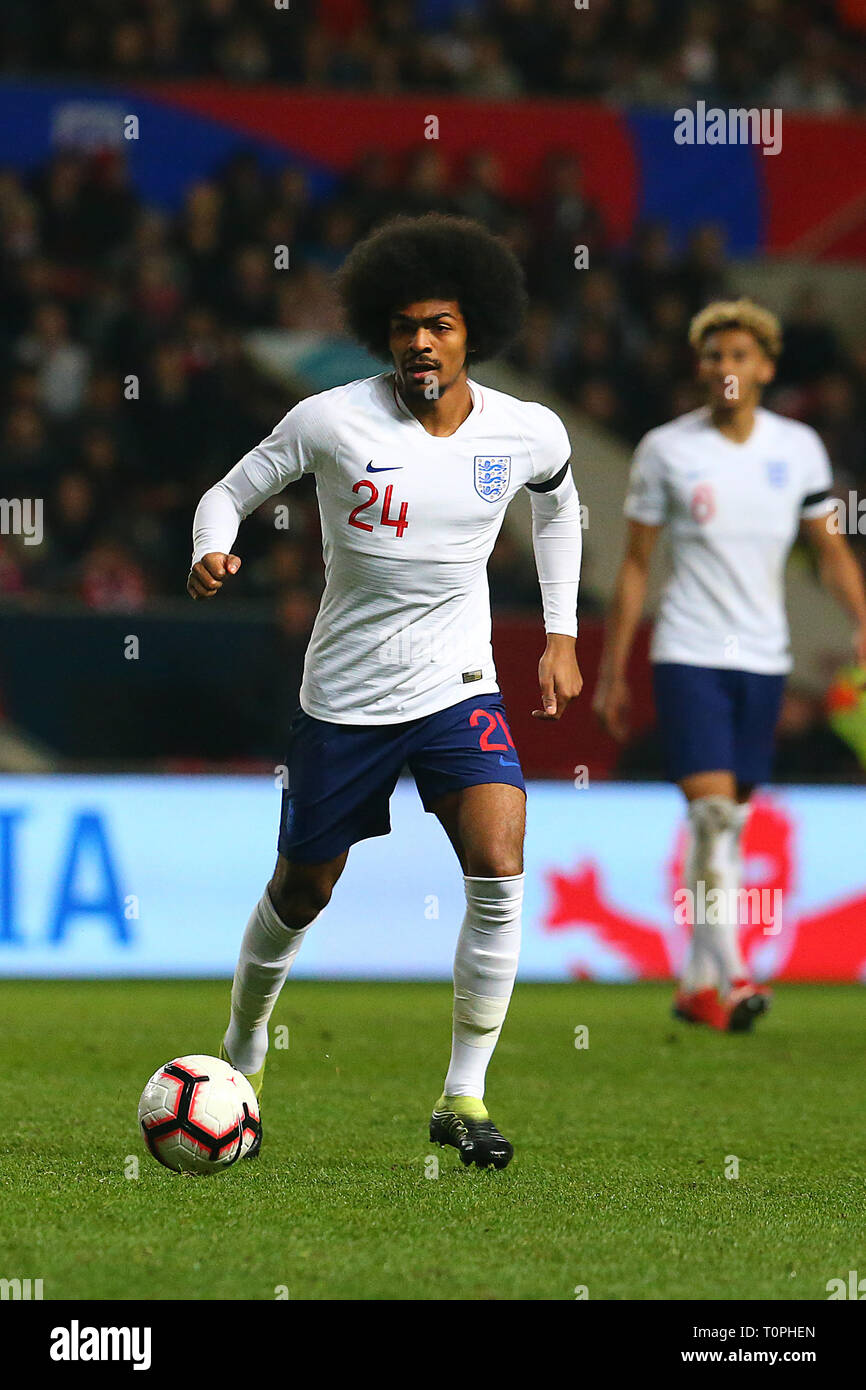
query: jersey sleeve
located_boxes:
[526,404,572,489]
[530,469,582,636]
[225,395,326,499]
[624,432,668,525]
[192,395,329,563]
[799,429,835,519]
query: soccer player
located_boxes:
[187,214,583,1166]
[594,299,866,1031]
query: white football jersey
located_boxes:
[193,372,571,722]
[624,406,835,674]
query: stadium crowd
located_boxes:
[3,0,866,111]
[2,138,866,614]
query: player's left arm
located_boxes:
[527,459,583,720]
[800,514,866,663]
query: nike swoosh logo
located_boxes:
[367,462,403,473]
[499,756,520,767]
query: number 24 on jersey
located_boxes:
[348,480,409,538]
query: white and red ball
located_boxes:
[138,1054,260,1175]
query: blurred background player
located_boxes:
[187,214,582,1167]
[594,299,866,1031]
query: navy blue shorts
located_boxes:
[277,694,526,863]
[652,662,785,786]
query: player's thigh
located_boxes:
[268,849,349,925]
[431,782,526,878]
[652,662,736,789]
[409,695,526,876]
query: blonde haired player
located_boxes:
[595,299,866,1030]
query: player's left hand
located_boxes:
[532,635,583,720]
[854,623,866,666]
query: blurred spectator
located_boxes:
[344,150,401,235]
[526,152,607,308]
[808,373,866,489]
[398,146,455,218]
[777,287,843,386]
[15,301,90,417]
[1,401,55,496]
[47,471,103,577]
[678,225,728,317]
[79,538,148,610]
[454,150,514,234]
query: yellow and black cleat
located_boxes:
[429,1094,513,1170]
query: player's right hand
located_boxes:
[186,552,242,600]
[593,674,631,742]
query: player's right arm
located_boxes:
[186,398,321,601]
[593,520,660,740]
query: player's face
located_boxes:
[388,299,469,399]
[697,328,775,409]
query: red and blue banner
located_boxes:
[2,80,866,260]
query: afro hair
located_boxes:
[335,212,528,363]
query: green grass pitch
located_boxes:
[1,980,862,1301]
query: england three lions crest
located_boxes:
[474,455,511,502]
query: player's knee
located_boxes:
[267,871,333,927]
[465,848,524,879]
[688,794,737,837]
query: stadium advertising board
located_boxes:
[1,777,864,981]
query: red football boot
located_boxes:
[672,987,731,1030]
[727,980,772,1033]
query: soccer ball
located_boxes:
[138,1054,260,1175]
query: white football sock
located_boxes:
[224,890,313,1074]
[443,874,523,1101]
[732,800,750,848]
[730,802,750,889]
[680,796,747,994]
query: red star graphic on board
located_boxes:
[542,796,866,981]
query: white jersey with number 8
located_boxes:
[624,405,835,674]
